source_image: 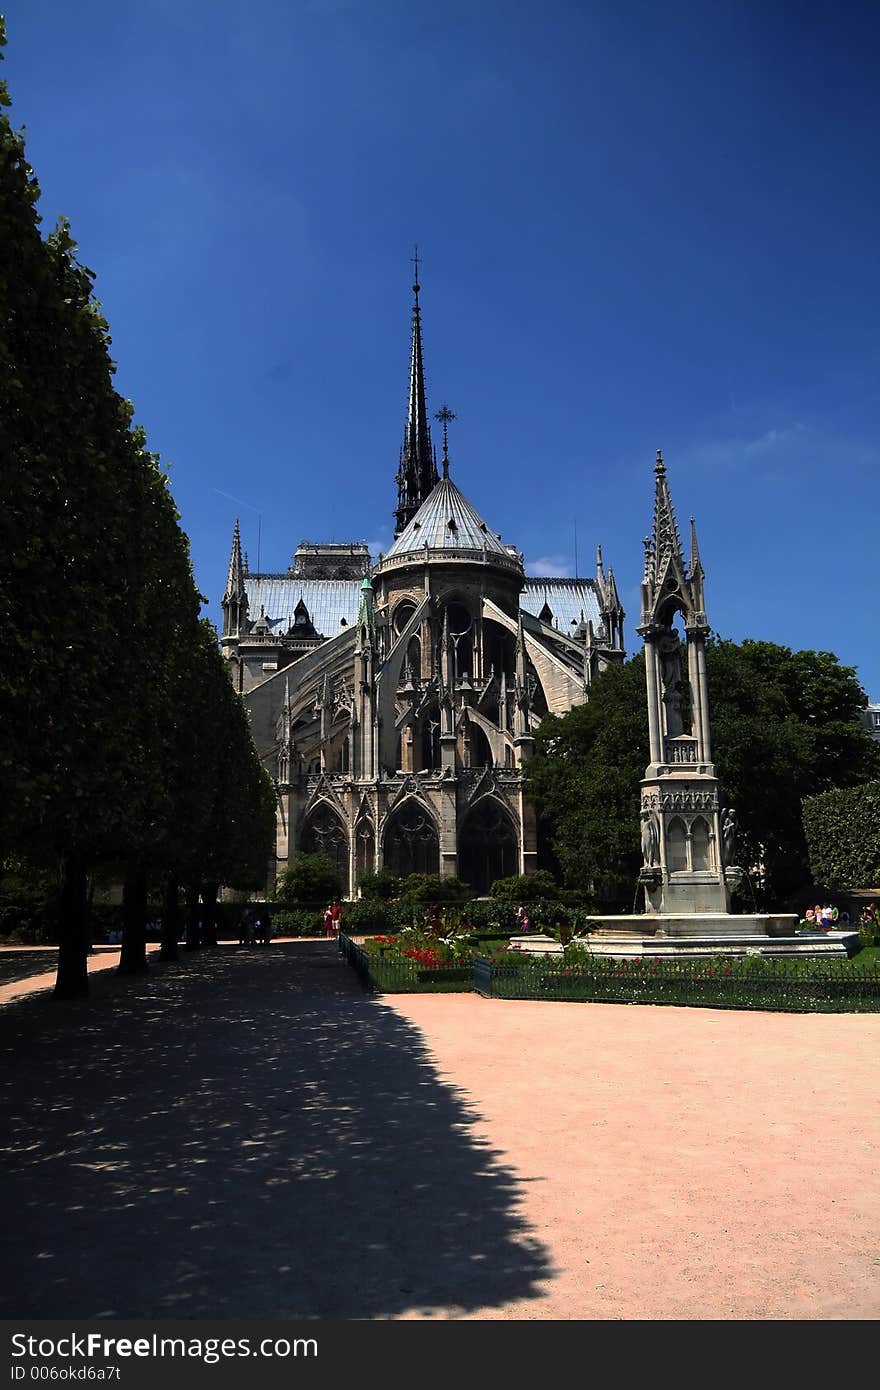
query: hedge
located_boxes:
[803,782,880,890]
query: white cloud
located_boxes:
[526,555,574,578]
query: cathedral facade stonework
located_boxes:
[220,273,625,895]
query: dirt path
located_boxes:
[386,993,880,1319]
[0,944,161,1004]
[1,944,877,1320]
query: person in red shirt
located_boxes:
[330,901,342,934]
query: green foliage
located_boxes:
[525,655,648,905]
[490,870,560,901]
[396,873,470,904]
[276,852,340,906]
[526,641,880,905]
[479,952,880,1012]
[341,900,393,934]
[0,29,277,993]
[357,868,401,900]
[270,908,324,937]
[708,641,879,899]
[802,783,880,891]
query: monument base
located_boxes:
[506,924,861,961]
[591,912,797,940]
[582,927,860,960]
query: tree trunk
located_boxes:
[54,852,90,999]
[118,865,149,974]
[184,882,201,951]
[160,874,180,962]
[201,882,219,946]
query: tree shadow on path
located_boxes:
[0,941,552,1318]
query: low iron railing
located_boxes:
[473,954,880,1012]
[340,935,880,1011]
[338,933,474,994]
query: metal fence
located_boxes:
[338,933,475,994]
[340,935,880,1011]
[474,954,880,1012]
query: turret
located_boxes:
[221,518,248,640]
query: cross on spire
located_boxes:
[435,403,456,477]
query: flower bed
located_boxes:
[475,950,880,1012]
[341,927,519,994]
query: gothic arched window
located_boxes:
[667,818,688,874]
[356,820,375,886]
[383,804,439,878]
[691,817,711,872]
[300,804,350,895]
[459,800,518,896]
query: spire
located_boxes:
[689,516,704,578]
[639,450,706,632]
[652,448,684,573]
[394,251,438,535]
[223,518,246,603]
[596,543,604,583]
[356,574,375,651]
[221,517,248,640]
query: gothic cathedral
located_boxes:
[220,271,626,895]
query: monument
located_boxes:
[584,451,858,959]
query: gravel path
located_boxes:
[1,941,877,1320]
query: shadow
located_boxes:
[0,949,61,987]
[0,941,552,1318]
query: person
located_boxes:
[323,905,334,938]
[515,904,531,933]
[254,903,272,946]
[239,905,254,948]
[331,900,342,935]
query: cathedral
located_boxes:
[220,270,626,895]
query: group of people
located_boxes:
[239,903,272,947]
[323,901,342,938]
[802,904,848,931]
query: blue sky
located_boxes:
[7,1,880,693]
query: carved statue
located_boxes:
[640,810,660,867]
[721,807,737,866]
[657,628,682,690]
[657,628,687,737]
[662,683,685,738]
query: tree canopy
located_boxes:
[0,23,277,994]
[525,640,879,907]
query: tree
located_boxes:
[708,642,879,899]
[525,656,648,907]
[1,31,157,993]
[802,783,880,890]
[277,853,340,906]
[0,25,277,991]
[526,641,879,906]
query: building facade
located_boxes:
[221,273,626,895]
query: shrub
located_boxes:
[271,908,323,936]
[340,900,392,934]
[490,870,560,902]
[396,873,470,904]
[357,868,400,901]
[276,852,341,906]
